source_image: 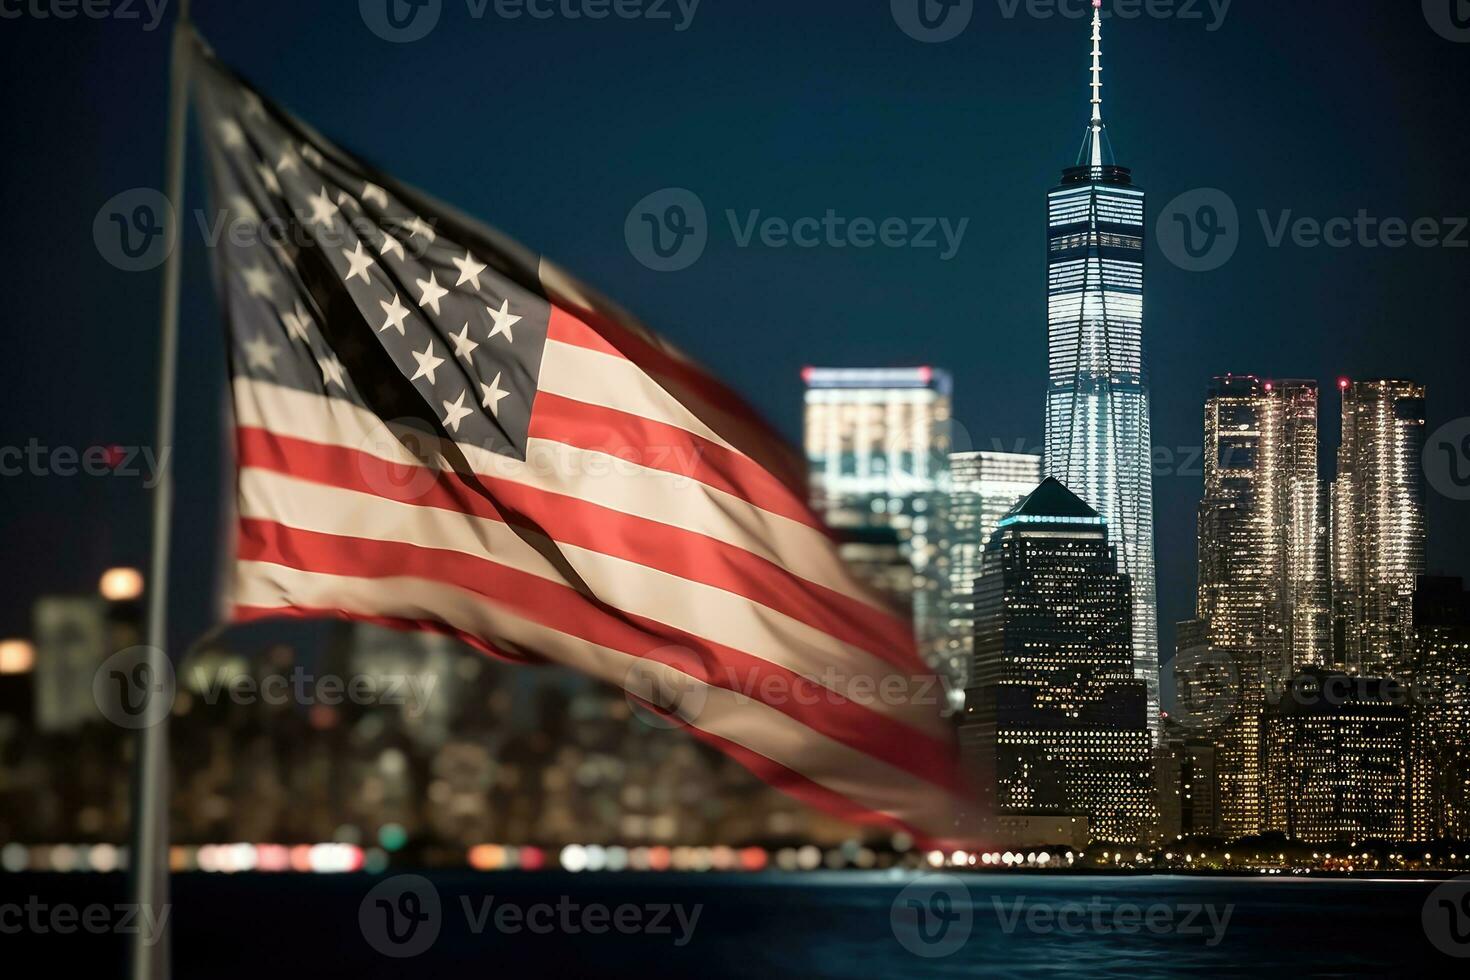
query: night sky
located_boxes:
[2,1,1467,704]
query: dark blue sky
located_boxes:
[2,1,1467,683]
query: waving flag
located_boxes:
[191,33,969,845]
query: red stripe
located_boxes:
[529,390,824,532]
[235,518,961,793]
[236,426,920,671]
[547,307,808,495]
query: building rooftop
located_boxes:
[1003,477,1101,522]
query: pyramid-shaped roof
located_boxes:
[1003,477,1100,521]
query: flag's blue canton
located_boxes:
[198,53,550,460]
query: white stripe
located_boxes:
[237,466,948,741]
[540,339,736,451]
[232,377,890,614]
[232,560,961,839]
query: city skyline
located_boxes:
[3,6,1468,687]
[4,4,1470,975]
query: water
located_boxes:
[1,870,1462,977]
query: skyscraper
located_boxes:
[1272,380,1333,673]
[1197,377,1329,676]
[960,478,1156,845]
[943,451,1041,687]
[1408,576,1470,841]
[803,367,954,669]
[1044,6,1158,741]
[1193,375,1331,836]
[1331,379,1428,675]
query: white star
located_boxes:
[449,322,479,361]
[379,293,411,336]
[411,340,446,385]
[276,146,301,174]
[318,353,346,390]
[377,231,406,261]
[441,390,474,433]
[243,92,266,119]
[243,334,279,372]
[415,272,449,315]
[305,186,339,227]
[341,241,376,284]
[218,119,245,149]
[336,190,360,211]
[480,372,510,416]
[362,182,389,209]
[452,250,487,290]
[241,264,275,299]
[281,301,312,342]
[404,215,436,243]
[255,163,281,195]
[301,144,324,168]
[487,298,522,343]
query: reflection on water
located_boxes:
[3,870,1462,977]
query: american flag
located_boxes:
[192,35,969,846]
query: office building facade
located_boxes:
[961,478,1155,845]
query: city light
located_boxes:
[0,638,35,674]
[98,566,144,601]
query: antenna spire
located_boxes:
[1089,0,1105,168]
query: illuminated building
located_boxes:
[1156,716,1220,841]
[803,367,953,672]
[943,451,1041,687]
[1044,7,1158,742]
[1331,379,1427,675]
[1272,381,1332,672]
[1193,376,1331,837]
[960,478,1156,845]
[1262,668,1409,843]
[1408,577,1470,840]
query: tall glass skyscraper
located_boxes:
[803,367,954,673]
[1192,375,1331,837]
[1045,6,1158,740]
[1331,379,1427,675]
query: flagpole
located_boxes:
[131,1,192,978]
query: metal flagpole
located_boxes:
[131,1,192,977]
